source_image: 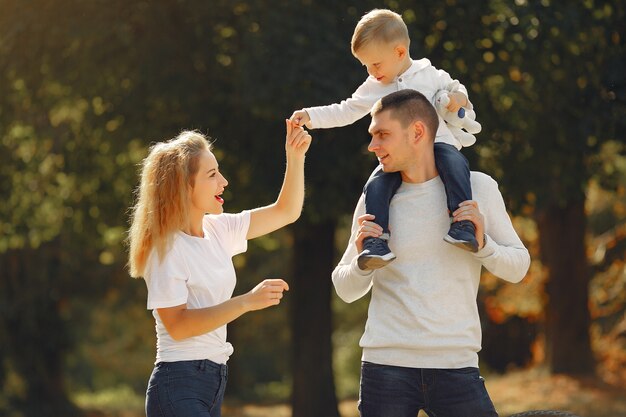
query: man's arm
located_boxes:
[331,195,375,303]
[471,175,531,283]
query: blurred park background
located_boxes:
[1,1,625,416]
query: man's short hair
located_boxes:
[351,9,410,55]
[371,89,439,140]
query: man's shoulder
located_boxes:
[469,170,496,181]
[469,171,499,192]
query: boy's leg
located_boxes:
[359,166,402,270]
[363,165,402,235]
[434,143,479,252]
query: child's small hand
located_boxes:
[446,92,468,113]
[289,109,311,128]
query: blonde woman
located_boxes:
[128,121,311,417]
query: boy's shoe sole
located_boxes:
[357,252,397,270]
[443,235,479,253]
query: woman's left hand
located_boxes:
[285,119,312,158]
[243,278,290,311]
[452,200,485,250]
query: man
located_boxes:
[332,89,530,417]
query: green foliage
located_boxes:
[73,385,144,414]
[1,0,625,413]
[472,0,624,208]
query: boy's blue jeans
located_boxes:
[364,143,472,234]
[359,362,499,417]
[146,359,228,417]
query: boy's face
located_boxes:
[354,41,408,85]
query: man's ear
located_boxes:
[412,120,426,143]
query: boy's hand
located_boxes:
[289,109,312,128]
[446,92,468,113]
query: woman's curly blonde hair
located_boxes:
[128,131,211,278]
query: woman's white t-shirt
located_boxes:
[144,211,250,364]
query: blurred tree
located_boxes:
[475,0,624,375]
[228,2,374,415]
[2,1,625,417]
[0,0,239,414]
[1,1,371,416]
[0,1,151,414]
[405,0,626,374]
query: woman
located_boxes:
[128,121,311,417]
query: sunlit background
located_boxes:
[1,1,625,417]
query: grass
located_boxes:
[79,367,626,417]
[486,367,626,417]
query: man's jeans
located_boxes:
[364,142,472,235]
[359,362,498,417]
[146,359,228,417]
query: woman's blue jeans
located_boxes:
[146,359,228,417]
[359,362,498,417]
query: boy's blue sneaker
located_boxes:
[444,220,479,252]
[357,235,396,270]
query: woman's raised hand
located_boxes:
[285,119,312,158]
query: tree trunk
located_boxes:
[536,200,594,374]
[0,243,80,417]
[290,220,339,417]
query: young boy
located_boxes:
[290,9,479,270]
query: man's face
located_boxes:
[367,110,414,173]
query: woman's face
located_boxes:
[190,150,228,215]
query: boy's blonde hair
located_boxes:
[128,131,211,278]
[351,9,410,55]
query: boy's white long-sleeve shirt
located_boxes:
[304,58,472,150]
[332,172,530,369]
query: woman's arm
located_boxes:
[246,120,311,240]
[157,278,289,341]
